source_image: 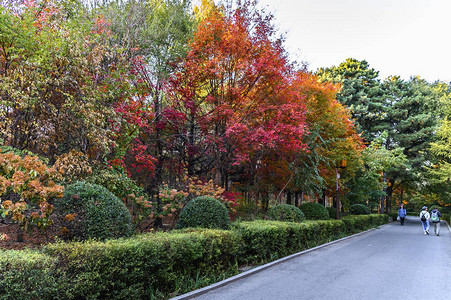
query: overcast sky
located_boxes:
[256,0,451,83]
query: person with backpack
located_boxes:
[429,207,442,236]
[419,206,430,235]
[398,204,407,225]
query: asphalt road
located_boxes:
[175,217,451,300]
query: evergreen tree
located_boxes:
[317,58,383,143]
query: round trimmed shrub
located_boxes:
[350,204,371,215]
[299,202,330,220]
[268,204,305,222]
[55,181,133,241]
[176,196,230,229]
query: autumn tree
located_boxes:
[292,73,365,207]
[94,0,194,192]
[167,0,309,206]
[425,82,451,205]
[0,148,64,241]
[0,0,133,163]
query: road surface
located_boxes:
[174,217,451,300]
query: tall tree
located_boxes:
[426,82,451,204]
[97,0,194,191]
[292,73,364,204]
[317,58,383,143]
[378,76,440,212]
[0,0,131,162]
[168,0,309,198]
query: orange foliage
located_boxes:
[0,150,64,230]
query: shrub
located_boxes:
[299,202,330,220]
[268,204,305,222]
[0,229,240,299]
[85,169,145,201]
[176,196,230,230]
[350,204,371,215]
[0,149,64,235]
[0,215,389,299]
[0,250,62,299]
[55,181,133,240]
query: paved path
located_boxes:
[173,217,451,300]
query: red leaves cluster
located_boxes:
[168,3,309,177]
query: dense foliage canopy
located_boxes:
[1,0,450,235]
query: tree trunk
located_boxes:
[294,192,299,207]
[16,227,24,243]
[286,191,292,205]
[386,179,395,214]
[380,173,386,214]
[187,119,195,176]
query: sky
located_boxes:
[256,0,451,83]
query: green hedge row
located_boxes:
[0,229,240,299]
[234,214,388,265]
[0,214,388,299]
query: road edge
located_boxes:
[170,223,389,300]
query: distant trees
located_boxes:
[318,58,449,211]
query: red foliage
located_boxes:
[168,1,309,180]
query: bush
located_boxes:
[176,196,230,230]
[350,204,371,215]
[55,181,133,241]
[268,204,305,223]
[0,215,389,299]
[340,214,388,234]
[299,202,330,220]
[85,169,145,200]
[0,229,240,299]
[0,250,62,299]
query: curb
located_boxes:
[445,220,451,233]
[170,224,389,300]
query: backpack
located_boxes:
[430,211,439,223]
[420,212,427,222]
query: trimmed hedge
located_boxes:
[299,202,330,220]
[176,196,230,230]
[0,214,388,299]
[0,250,61,300]
[268,204,305,222]
[233,214,387,265]
[0,229,240,299]
[442,213,450,224]
[350,204,371,215]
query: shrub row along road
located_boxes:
[176,218,451,300]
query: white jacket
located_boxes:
[420,210,430,220]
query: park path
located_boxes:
[173,217,451,300]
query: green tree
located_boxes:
[379,76,440,212]
[345,132,407,212]
[427,82,451,205]
[317,58,383,142]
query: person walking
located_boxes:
[429,207,442,236]
[420,206,430,235]
[398,204,407,225]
